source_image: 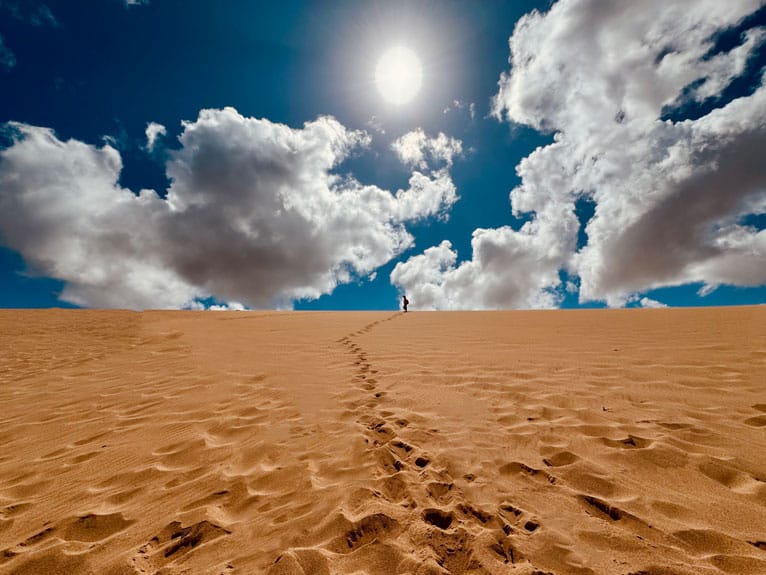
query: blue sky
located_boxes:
[0,0,764,310]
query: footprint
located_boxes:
[580,495,622,521]
[542,451,580,467]
[658,422,694,430]
[0,502,32,519]
[602,435,652,449]
[499,503,524,520]
[6,525,56,555]
[414,456,430,468]
[499,461,556,484]
[390,440,412,455]
[62,512,134,542]
[366,420,395,441]
[457,504,495,526]
[523,520,539,532]
[268,549,331,574]
[327,513,401,553]
[379,474,409,502]
[375,447,405,473]
[743,415,766,427]
[422,508,454,530]
[490,537,524,564]
[133,520,230,571]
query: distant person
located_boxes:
[402,295,409,312]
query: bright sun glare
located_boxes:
[375,46,422,105]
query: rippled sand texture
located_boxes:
[0,307,764,575]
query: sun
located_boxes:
[375,46,422,105]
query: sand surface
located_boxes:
[0,307,764,575]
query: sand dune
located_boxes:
[0,306,764,574]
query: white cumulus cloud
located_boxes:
[394,0,766,309]
[391,233,562,310]
[207,302,247,311]
[392,128,463,170]
[144,121,166,151]
[638,297,668,309]
[0,107,459,309]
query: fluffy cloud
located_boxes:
[390,234,562,310]
[0,108,458,309]
[0,124,184,309]
[144,122,166,151]
[394,0,766,308]
[207,302,247,311]
[638,297,668,309]
[392,129,463,170]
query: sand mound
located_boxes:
[0,306,764,574]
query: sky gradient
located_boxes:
[1,0,765,310]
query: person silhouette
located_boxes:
[402,295,409,312]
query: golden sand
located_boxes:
[0,307,764,574]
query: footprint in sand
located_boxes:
[2,524,57,561]
[579,495,623,521]
[456,503,497,527]
[499,461,557,484]
[422,508,454,530]
[61,512,134,542]
[658,421,695,430]
[326,512,401,553]
[379,474,410,502]
[365,419,395,442]
[542,451,580,467]
[601,435,653,449]
[0,502,32,520]
[132,519,230,573]
[426,481,454,503]
[489,537,525,565]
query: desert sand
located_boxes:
[0,306,764,575]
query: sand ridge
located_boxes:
[0,307,764,574]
